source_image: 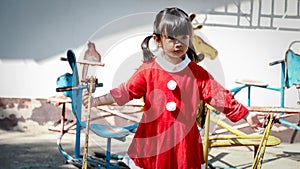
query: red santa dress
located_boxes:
[110,54,248,169]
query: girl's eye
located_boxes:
[178,35,189,40]
[163,35,190,42]
[172,35,189,41]
[182,36,189,40]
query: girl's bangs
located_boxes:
[163,16,191,37]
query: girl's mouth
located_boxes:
[174,50,183,54]
[174,49,181,52]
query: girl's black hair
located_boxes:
[141,7,200,63]
[141,35,155,62]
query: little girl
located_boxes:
[83,7,262,169]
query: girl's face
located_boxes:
[156,34,190,64]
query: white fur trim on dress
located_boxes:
[122,153,142,169]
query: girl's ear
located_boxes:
[153,34,159,42]
[153,34,162,47]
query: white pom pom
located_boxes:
[167,80,177,90]
[166,102,177,111]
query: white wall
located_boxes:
[0,0,299,108]
[0,0,229,98]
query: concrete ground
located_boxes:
[0,122,299,169]
[207,142,300,169]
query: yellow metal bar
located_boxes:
[203,109,210,169]
[252,114,274,169]
[210,115,247,136]
[209,135,263,140]
[82,76,95,169]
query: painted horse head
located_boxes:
[189,13,218,62]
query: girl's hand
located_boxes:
[82,91,115,108]
[82,90,97,108]
[244,111,265,132]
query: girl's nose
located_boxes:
[175,39,181,44]
[174,39,183,45]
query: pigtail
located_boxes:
[187,45,204,63]
[186,40,200,63]
[186,48,197,63]
[141,35,155,62]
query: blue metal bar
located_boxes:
[106,138,112,169]
[280,62,285,108]
[247,86,251,106]
[230,85,247,96]
[280,119,300,130]
[74,121,81,159]
[265,86,281,91]
[71,89,83,159]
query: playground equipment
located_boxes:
[230,41,300,143]
[199,102,300,169]
[55,50,135,169]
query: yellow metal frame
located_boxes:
[203,106,281,169]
